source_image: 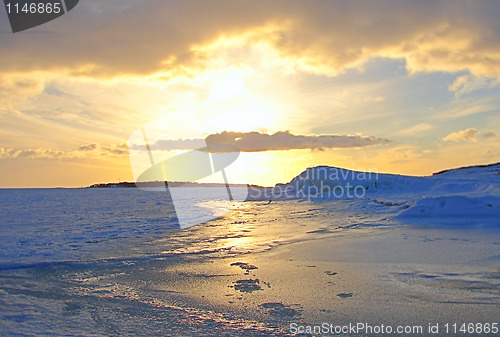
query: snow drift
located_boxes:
[247,162,500,228]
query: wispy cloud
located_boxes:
[448,75,498,97]
[0,143,128,160]
[448,75,470,93]
[395,123,435,136]
[437,97,497,120]
[0,147,67,160]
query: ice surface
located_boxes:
[0,163,499,335]
[0,188,181,269]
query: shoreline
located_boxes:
[154,225,500,329]
[80,222,498,336]
[1,198,499,336]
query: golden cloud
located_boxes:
[442,128,480,142]
[1,1,499,79]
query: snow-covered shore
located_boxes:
[0,163,499,336]
[248,162,500,228]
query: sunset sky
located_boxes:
[1,0,500,187]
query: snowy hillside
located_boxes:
[247,163,500,227]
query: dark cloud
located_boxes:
[77,144,97,151]
[481,131,497,139]
[146,131,390,152]
[0,147,67,159]
[150,139,207,151]
[206,131,391,151]
[1,1,500,78]
[100,143,128,155]
[0,143,128,159]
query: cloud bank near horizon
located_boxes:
[145,131,391,152]
[1,130,390,160]
[0,143,128,160]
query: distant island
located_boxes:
[88,162,500,189]
[87,181,257,188]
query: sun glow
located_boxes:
[208,71,246,102]
[203,98,279,133]
[189,67,284,133]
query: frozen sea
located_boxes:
[1,188,333,336]
[0,164,499,336]
[0,188,181,270]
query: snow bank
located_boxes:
[395,195,500,227]
[247,162,500,228]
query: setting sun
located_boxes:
[208,70,246,102]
